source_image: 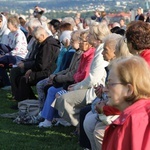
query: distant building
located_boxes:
[107,12,131,23]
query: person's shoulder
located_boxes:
[45,36,60,47]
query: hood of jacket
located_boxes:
[41,35,60,49]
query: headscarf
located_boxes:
[0,14,8,37]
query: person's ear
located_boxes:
[64,39,70,48]
[126,84,134,97]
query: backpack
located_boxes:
[18,99,41,116]
[13,99,41,125]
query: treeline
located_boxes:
[44,11,94,20]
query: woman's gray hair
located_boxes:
[115,36,132,58]
[103,33,122,52]
[62,17,76,29]
[89,22,111,42]
[103,33,122,43]
[27,18,42,29]
[33,26,48,38]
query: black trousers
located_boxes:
[0,67,10,87]
[79,105,91,149]
[10,67,25,97]
[14,76,37,101]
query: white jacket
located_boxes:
[73,43,108,104]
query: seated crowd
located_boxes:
[0,7,150,150]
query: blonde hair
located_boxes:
[7,15,20,28]
[80,29,89,37]
[115,37,132,58]
[89,22,110,42]
[110,56,150,102]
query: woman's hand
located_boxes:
[95,101,105,114]
[68,84,76,91]
[48,74,55,84]
[94,84,103,98]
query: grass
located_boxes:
[0,89,82,150]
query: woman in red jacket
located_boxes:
[126,21,150,66]
[102,55,150,150]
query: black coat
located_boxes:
[29,36,60,84]
[135,14,145,21]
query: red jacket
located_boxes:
[102,99,150,150]
[140,49,150,67]
[73,47,95,83]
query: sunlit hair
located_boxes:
[80,30,89,40]
[7,15,20,28]
[27,18,42,29]
[62,17,76,29]
[126,21,150,50]
[59,22,73,31]
[109,56,150,102]
[115,37,132,58]
[95,9,101,16]
[89,22,110,42]
[33,26,48,38]
[103,33,122,52]
[71,30,81,41]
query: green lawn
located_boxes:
[0,89,82,150]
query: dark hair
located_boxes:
[126,21,150,50]
[111,27,125,36]
[48,19,60,31]
[59,22,73,31]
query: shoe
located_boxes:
[38,121,52,128]
[36,112,44,122]
[54,118,71,127]
[1,86,11,90]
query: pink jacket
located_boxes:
[73,47,95,83]
[102,99,150,150]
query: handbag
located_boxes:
[18,99,41,116]
[52,75,63,88]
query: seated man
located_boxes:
[10,18,42,96]
[14,26,60,101]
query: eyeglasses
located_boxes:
[79,37,88,43]
[105,82,124,89]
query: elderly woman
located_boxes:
[87,21,150,150]
[0,14,10,45]
[102,56,150,150]
[38,30,96,127]
[54,22,110,128]
[83,33,122,150]
[126,21,150,65]
[0,15,27,89]
[0,15,28,64]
